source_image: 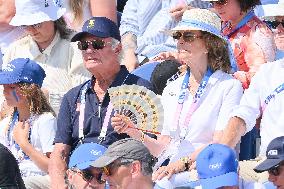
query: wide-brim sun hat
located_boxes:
[257,1,284,19]
[10,0,66,26]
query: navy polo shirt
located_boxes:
[54,66,154,150]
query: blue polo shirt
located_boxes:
[54,66,154,150]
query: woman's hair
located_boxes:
[201,31,231,73]
[18,83,55,117]
[237,0,261,12]
[69,0,84,25]
[54,17,73,39]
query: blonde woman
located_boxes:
[0,58,56,188]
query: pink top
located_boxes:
[223,16,276,89]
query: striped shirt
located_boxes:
[120,0,210,61]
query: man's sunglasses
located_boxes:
[265,21,284,30]
[210,0,228,6]
[77,40,108,50]
[172,31,203,42]
[102,161,132,176]
[71,168,105,184]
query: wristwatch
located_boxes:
[180,156,191,171]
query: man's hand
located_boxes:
[170,3,192,21]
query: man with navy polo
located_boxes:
[49,17,153,188]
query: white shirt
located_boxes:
[231,58,284,156]
[0,112,57,177]
[160,70,243,163]
[2,32,90,114]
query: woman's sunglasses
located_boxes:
[172,31,202,42]
[268,164,282,176]
[77,39,107,50]
[71,168,106,184]
[20,23,42,30]
[210,0,228,6]
[265,21,284,30]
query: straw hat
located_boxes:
[256,0,284,19]
[10,0,66,26]
[170,8,222,39]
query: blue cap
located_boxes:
[71,17,121,42]
[196,144,239,189]
[0,58,46,87]
[69,143,107,170]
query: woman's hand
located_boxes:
[13,121,30,148]
[152,160,186,181]
[111,114,136,135]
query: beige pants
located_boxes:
[23,175,50,189]
[238,157,269,183]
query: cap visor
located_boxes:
[0,73,19,85]
[91,155,119,168]
[71,31,111,42]
[200,172,238,189]
[71,32,89,42]
[254,158,283,173]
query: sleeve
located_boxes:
[119,0,139,36]
[36,113,57,153]
[53,93,74,145]
[230,69,263,133]
[215,79,243,131]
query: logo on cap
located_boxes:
[3,64,16,72]
[209,163,222,170]
[87,19,95,29]
[90,150,102,156]
[267,150,278,156]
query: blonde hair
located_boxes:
[69,0,84,26]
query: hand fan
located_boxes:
[108,84,164,134]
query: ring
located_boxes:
[163,171,169,175]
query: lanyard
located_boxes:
[78,74,130,143]
[171,69,213,139]
[261,83,284,112]
[225,10,255,38]
[7,111,31,160]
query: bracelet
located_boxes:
[180,156,191,171]
[140,132,145,143]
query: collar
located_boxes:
[29,31,61,57]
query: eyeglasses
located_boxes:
[71,168,105,184]
[264,21,284,30]
[20,23,42,30]
[77,40,109,50]
[210,0,228,6]
[268,165,281,176]
[102,161,132,176]
[172,31,203,42]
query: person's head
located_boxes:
[0,58,54,115]
[66,143,107,189]
[170,8,233,73]
[0,143,26,189]
[254,136,284,188]
[9,0,70,44]
[91,138,157,189]
[150,60,180,95]
[259,0,284,50]
[71,17,122,76]
[196,144,239,189]
[204,0,260,22]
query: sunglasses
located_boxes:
[172,31,203,42]
[20,23,42,30]
[77,40,109,50]
[210,0,228,6]
[71,168,105,184]
[102,161,132,176]
[265,21,284,30]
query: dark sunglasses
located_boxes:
[268,165,281,176]
[210,0,228,6]
[71,168,105,184]
[172,31,202,42]
[102,161,132,176]
[20,23,42,30]
[77,40,107,50]
[265,20,284,30]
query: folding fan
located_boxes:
[108,84,164,134]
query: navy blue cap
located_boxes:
[196,144,239,189]
[254,136,284,173]
[0,58,46,87]
[69,143,106,170]
[71,17,121,42]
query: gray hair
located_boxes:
[111,38,123,64]
[118,158,154,176]
[54,17,73,39]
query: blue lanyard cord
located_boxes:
[225,10,255,38]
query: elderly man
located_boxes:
[65,143,107,189]
[49,17,153,188]
[91,138,157,189]
[220,57,284,182]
